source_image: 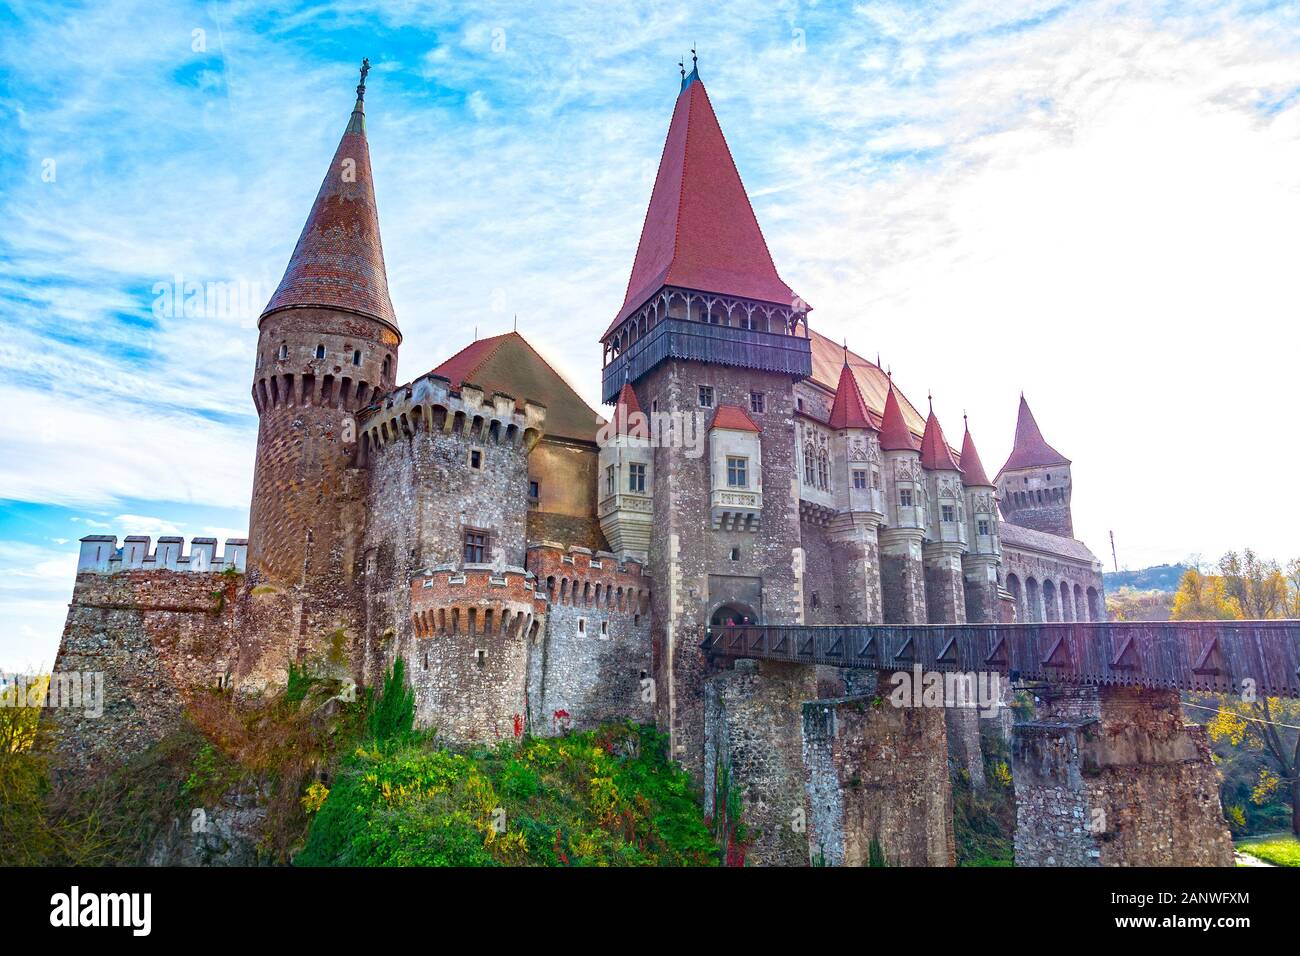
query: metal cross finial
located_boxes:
[357,57,371,100]
[692,44,698,68]
[928,390,933,413]
[679,58,686,80]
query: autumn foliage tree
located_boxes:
[1172,552,1300,835]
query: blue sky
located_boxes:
[2,0,1299,669]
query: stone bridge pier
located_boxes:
[1012,684,1233,866]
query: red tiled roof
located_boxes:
[604,76,799,336]
[609,381,649,439]
[920,410,962,472]
[262,93,397,333]
[428,332,606,443]
[827,359,876,430]
[959,423,993,486]
[709,404,761,432]
[998,395,1070,477]
[878,386,918,451]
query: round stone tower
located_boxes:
[248,62,400,661]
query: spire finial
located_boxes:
[357,57,370,102]
[928,390,933,414]
[692,44,698,70]
[842,338,849,367]
[679,58,686,81]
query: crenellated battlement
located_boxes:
[408,564,547,639]
[358,371,546,458]
[76,535,247,575]
[526,543,650,615]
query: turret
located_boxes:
[249,61,400,593]
[878,383,928,623]
[828,355,884,517]
[919,403,968,625]
[996,395,1073,537]
[958,419,1002,624]
[598,382,653,562]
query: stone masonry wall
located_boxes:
[802,683,955,866]
[52,571,240,774]
[1013,685,1233,866]
[526,545,653,733]
[704,659,820,866]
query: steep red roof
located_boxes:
[827,359,876,430]
[262,83,397,334]
[959,423,993,486]
[998,395,1070,477]
[709,404,761,432]
[878,386,918,451]
[609,381,649,439]
[605,74,799,335]
[920,410,962,472]
[428,332,605,443]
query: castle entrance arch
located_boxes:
[710,603,758,627]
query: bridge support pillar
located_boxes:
[879,529,927,626]
[826,513,884,624]
[925,543,985,789]
[802,675,955,866]
[704,659,821,866]
[1012,685,1233,866]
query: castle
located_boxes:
[59,61,1243,868]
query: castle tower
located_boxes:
[826,355,886,622]
[878,385,928,624]
[248,62,400,671]
[996,395,1073,537]
[958,419,1002,623]
[599,59,813,774]
[920,405,968,626]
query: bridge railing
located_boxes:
[701,620,1300,698]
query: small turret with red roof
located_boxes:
[996,394,1074,538]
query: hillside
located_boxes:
[1103,563,1191,593]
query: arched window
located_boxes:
[804,444,815,485]
[315,344,325,360]
[1006,574,1023,621]
[277,343,288,360]
[353,349,361,366]
[817,449,829,490]
[381,355,392,382]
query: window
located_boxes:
[804,444,815,485]
[468,449,482,470]
[605,465,616,495]
[600,621,609,639]
[871,469,881,490]
[628,462,646,493]
[475,649,487,668]
[464,529,487,564]
[528,480,540,501]
[796,397,803,411]
[750,392,765,414]
[577,618,586,634]
[315,344,326,360]
[817,450,829,490]
[730,547,740,561]
[899,489,913,508]
[726,456,748,488]
[810,591,820,610]
[853,469,868,490]
[353,349,361,366]
[941,504,955,522]
[977,519,991,536]
[698,385,714,408]
[277,343,288,360]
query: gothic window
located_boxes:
[463,529,488,564]
[853,470,868,490]
[804,443,815,485]
[817,449,829,490]
[750,391,764,414]
[941,504,955,522]
[698,385,714,408]
[726,456,748,488]
[899,488,913,508]
[628,463,646,493]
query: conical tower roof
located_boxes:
[920,408,962,472]
[998,395,1070,477]
[879,385,919,451]
[959,421,993,487]
[261,61,398,335]
[605,64,799,334]
[828,356,877,430]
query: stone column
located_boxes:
[879,528,926,625]
[826,513,884,624]
[1012,685,1233,866]
[926,543,985,789]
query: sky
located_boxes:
[1,0,1298,670]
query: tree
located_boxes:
[1169,569,1239,622]
[1217,550,1286,619]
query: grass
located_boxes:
[1236,834,1300,867]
